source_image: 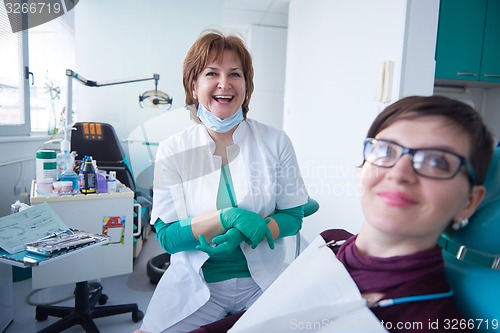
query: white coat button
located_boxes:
[253,271,261,278]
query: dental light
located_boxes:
[64,69,173,151]
[138,74,173,109]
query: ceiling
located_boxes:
[222,0,291,28]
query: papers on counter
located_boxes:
[0,203,69,254]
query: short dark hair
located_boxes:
[182,30,254,118]
[366,95,494,185]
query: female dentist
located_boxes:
[135,30,309,333]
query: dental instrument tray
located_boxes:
[25,229,109,256]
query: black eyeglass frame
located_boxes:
[363,138,478,185]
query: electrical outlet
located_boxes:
[14,185,22,196]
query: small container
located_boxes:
[53,180,73,193]
[52,181,63,193]
[107,171,117,193]
[60,181,73,193]
[36,150,57,182]
[37,178,54,194]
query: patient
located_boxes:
[192,95,495,333]
[319,95,494,332]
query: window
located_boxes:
[0,3,29,135]
[29,16,75,134]
[0,3,74,136]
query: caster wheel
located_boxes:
[132,310,144,322]
[147,253,171,285]
[98,294,108,305]
[35,312,48,321]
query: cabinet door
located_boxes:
[435,0,487,81]
[480,0,500,83]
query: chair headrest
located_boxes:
[441,146,500,325]
[478,145,500,207]
[452,146,500,254]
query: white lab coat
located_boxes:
[141,119,309,333]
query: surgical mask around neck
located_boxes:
[197,103,244,133]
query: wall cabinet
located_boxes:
[435,0,500,83]
[481,0,500,82]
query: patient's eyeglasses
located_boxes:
[363,138,477,184]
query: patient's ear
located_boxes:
[454,185,486,223]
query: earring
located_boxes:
[452,217,469,231]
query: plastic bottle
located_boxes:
[92,159,99,175]
[60,161,79,192]
[78,156,86,190]
[56,138,74,180]
[96,170,107,193]
[91,159,106,193]
[79,155,96,194]
[107,170,117,193]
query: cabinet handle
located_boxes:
[483,74,500,78]
[456,72,477,77]
[133,203,142,237]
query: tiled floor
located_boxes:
[5,234,164,333]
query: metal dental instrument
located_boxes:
[318,239,347,248]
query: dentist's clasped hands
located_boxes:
[219,207,275,249]
[197,207,274,257]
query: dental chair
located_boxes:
[439,146,500,333]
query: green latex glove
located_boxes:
[196,228,245,258]
[220,207,274,249]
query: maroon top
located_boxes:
[322,229,471,333]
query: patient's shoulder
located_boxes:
[320,229,354,243]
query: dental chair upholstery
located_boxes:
[439,146,500,332]
[71,122,152,235]
[72,122,135,190]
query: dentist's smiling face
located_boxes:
[193,50,246,120]
[360,116,475,244]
